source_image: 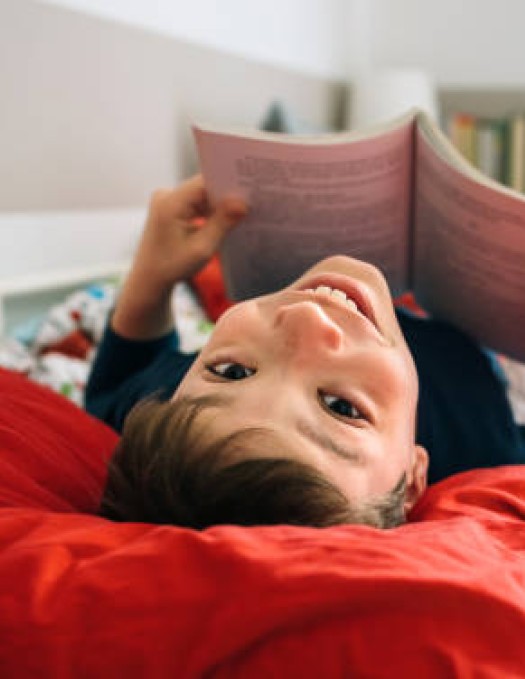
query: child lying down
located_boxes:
[85,175,525,529]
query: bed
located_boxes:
[1,365,525,677]
[1,258,525,677]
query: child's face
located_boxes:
[175,256,428,512]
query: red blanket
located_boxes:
[0,368,524,678]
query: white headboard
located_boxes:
[0,208,143,333]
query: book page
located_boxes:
[416,111,493,178]
[194,119,415,300]
[414,127,525,360]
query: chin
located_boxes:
[301,256,389,295]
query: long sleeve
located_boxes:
[397,309,525,484]
[84,322,197,433]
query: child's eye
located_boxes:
[321,393,364,420]
[207,362,255,380]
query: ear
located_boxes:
[403,445,429,514]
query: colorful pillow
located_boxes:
[1,367,525,677]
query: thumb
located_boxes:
[202,198,247,249]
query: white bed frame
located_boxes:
[0,209,143,335]
[0,260,131,336]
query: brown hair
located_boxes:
[99,395,407,529]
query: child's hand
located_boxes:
[112,175,246,340]
[135,174,247,288]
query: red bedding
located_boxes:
[0,367,524,677]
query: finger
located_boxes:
[166,175,210,220]
[177,173,205,195]
[195,198,247,254]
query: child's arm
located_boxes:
[85,175,246,428]
[112,174,246,340]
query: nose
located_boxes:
[273,301,344,354]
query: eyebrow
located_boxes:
[196,392,362,465]
[295,419,362,464]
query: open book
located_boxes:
[193,110,525,361]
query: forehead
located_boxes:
[173,374,414,499]
[183,393,364,468]
[180,396,293,462]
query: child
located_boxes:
[86,175,525,529]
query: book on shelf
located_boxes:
[193,109,525,361]
[475,118,508,185]
[448,113,478,167]
[447,111,525,192]
[509,114,525,193]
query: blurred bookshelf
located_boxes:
[439,88,525,193]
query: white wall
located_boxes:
[370,0,525,86]
[40,0,525,86]
[38,0,348,79]
[2,0,341,212]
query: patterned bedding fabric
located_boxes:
[0,281,214,407]
[1,281,525,424]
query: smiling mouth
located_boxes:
[297,273,381,335]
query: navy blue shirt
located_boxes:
[85,309,525,485]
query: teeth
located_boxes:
[307,286,360,314]
[331,289,347,302]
